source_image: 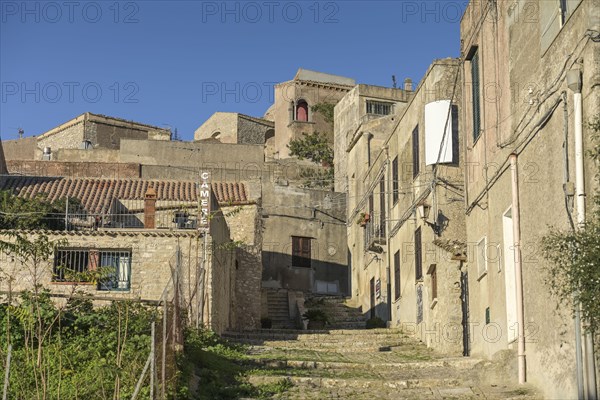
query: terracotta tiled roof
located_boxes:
[0,176,250,214]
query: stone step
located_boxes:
[227,328,405,336]
[247,374,470,390]
[222,332,407,342]
[254,357,480,371]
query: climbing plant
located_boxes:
[541,115,600,333]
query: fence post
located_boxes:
[161,300,167,400]
[2,344,12,400]
[150,321,155,400]
[131,353,151,400]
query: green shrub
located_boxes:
[366,316,386,329]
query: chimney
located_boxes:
[404,78,413,91]
[144,187,157,229]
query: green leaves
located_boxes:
[541,115,600,333]
[0,190,79,230]
[287,132,334,189]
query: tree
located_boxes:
[0,191,76,230]
[287,102,338,189]
[541,115,600,333]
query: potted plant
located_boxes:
[357,212,370,227]
[302,309,329,330]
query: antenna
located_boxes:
[8,127,24,139]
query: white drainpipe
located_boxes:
[568,67,597,400]
[510,154,526,384]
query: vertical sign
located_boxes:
[198,172,210,230]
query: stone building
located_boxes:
[193,112,274,150]
[261,183,348,296]
[3,112,171,161]
[342,59,465,356]
[0,174,254,333]
[268,68,355,158]
[460,0,599,398]
[333,83,413,192]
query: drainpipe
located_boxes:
[510,154,526,384]
[567,67,597,400]
[383,145,392,323]
[563,91,585,400]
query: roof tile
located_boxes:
[0,176,251,213]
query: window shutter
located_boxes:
[425,100,454,165]
[412,125,420,178]
[392,157,399,203]
[415,227,422,281]
[471,52,481,141]
[394,251,401,300]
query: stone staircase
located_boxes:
[222,328,541,399]
[304,295,366,329]
[266,289,296,329]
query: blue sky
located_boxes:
[1,1,465,141]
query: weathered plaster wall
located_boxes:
[460,0,598,397]
[261,183,348,295]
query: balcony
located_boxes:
[363,215,386,253]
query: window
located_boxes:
[366,101,392,115]
[379,176,386,236]
[415,227,423,281]
[428,264,438,300]
[412,125,420,178]
[53,248,131,290]
[292,236,311,268]
[392,156,399,204]
[394,250,401,300]
[476,237,487,280]
[53,248,91,283]
[98,250,132,291]
[470,50,481,142]
[295,100,309,122]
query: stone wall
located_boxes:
[193,112,239,143]
[6,160,141,179]
[222,204,262,331]
[34,113,171,155]
[2,137,37,161]
[207,209,237,333]
[0,226,238,333]
[38,120,84,153]
[237,115,272,145]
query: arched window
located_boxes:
[296,100,308,122]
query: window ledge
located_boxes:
[51,281,95,286]
[288,120,315,127]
